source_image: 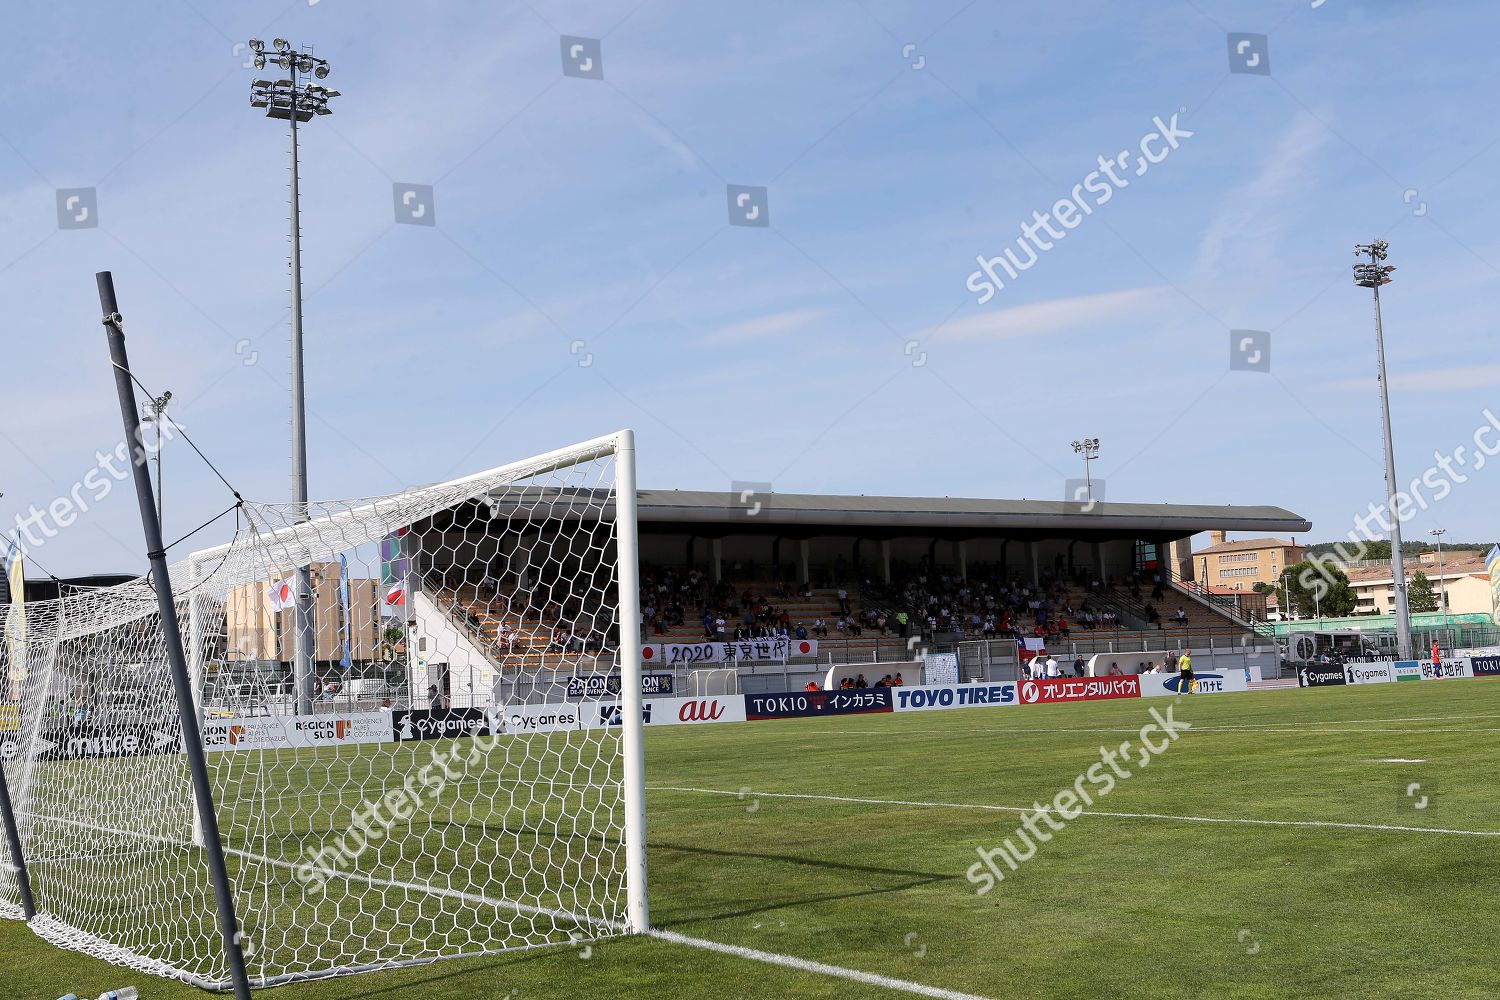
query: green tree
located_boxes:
[1408,571,1439,613]
[1286,559,1358,618]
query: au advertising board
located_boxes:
[495,695,749,736]
[646,696,747,727]
[1018,677,1140,705]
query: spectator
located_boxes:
[837,588,851,614]
[1175,608,1188,626]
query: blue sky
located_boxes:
[3,0,1499,577]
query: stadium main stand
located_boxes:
[213,489,1307,711]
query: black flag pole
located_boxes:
[97,271,253,999]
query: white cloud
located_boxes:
[701,307,825,344]
[922,286,1172,341]
[1329,363,1500,392]
[1194,112,1329,277]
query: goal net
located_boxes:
[0,431,646,989]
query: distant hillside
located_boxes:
[1303,540,1497,562]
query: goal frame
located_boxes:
[2,425,649,991]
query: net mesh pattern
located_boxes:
[0,436,630,988]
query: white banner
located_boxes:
[892,682,1017,713]
[640,638,817,666]
[495,702,599,736]
[645,695,747,727]
[497,695,748,735]
[1344,661,1394,685]
[203,712,393,752]
[1138,668,1249,698]
[1394,658,1473,682]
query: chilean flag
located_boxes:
[267,575,299,612]
[384,582,407,607]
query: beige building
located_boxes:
[1191,532,1305,591]
[225,561,385,663]
[1346,553,1494,617]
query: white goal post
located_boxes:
[0,430,647,989]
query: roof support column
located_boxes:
[798,539,810,584]
[711,538,723,583]
[955,540,967,582]
[881,539,892,584]
[1029,541,1039,586]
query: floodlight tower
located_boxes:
[142,390,171,530]
[1353,240,1412,660]
[247,38,340,714]
[1429,527,1448,626]
[1071,437,1100,503]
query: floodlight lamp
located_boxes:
[249,38,264,52]
[314,63,330,79]
[254,53,266,69]
[273,38,290,51]
[277,53,293,70]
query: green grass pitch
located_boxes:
[7,681,1500,999]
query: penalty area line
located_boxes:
[650,786,1500,838]
[649,928,994,1000]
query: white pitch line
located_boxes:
[651,786,1500,838]
[649,928,994,1000]
[811,726,1500,736]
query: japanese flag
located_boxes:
[267,575,299,612]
